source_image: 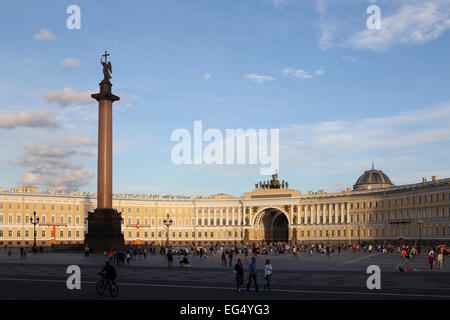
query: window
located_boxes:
[60,216,64,224]
[25,230,29,237]
[68,231,72,238]
[60,230,63,237]
[76,231,79,238]
[42,230,45,237]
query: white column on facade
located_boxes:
[290,205,293,226]
[249,206,252,226]
[346,203,350,224]
[327,204,330,225]
[335,204,339,224]
[316,204,320,224]
[232,208,235,226]
[297,204,300,225]
[307,205,311,224]
[238,207,241,226]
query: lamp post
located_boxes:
[357,225,361,245]
[417,220,423,248]
[163,214,173,249]
[30,211,40,253]
[163,214,173,267]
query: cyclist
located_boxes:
[98,261,117,285]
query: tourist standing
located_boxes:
[246,257,259,291]
[264,259,272,292]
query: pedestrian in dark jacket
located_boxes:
[234,258,244,291]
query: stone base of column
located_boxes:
[85,208,124,252]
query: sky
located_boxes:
[0,0,450,197]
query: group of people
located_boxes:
[233,257,273,292]
[427,245,448,270]
[104,247,150,265]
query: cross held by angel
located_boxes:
[101,51,112,81]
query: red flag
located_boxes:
[136,224,140,229]
[52,225,56,239]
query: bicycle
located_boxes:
[96,275,119,297]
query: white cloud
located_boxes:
[315,68,325,75]
[203,73,211,80]
[279,103,450,178]
[350,0,450,51]
[42,87,94,107]
[17,142,95,190]
[0,110,59,129]
[34,29,55,41]
[63,136,97,146]
[61,58,83,67]
[282,67,312,79]
[245,73,275,84]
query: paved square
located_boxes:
[0,248,449,299]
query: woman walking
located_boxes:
[264,259,272,292]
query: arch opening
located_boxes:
[256,208,289,242]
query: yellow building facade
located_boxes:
[0,168,449,247]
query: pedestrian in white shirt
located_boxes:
[264,260,273,292]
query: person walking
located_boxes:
[428,248,435,270]
[126,251,131,265]
[167,249,173,267]
[437,246,444,271]
[264,259,272,292]
[228,250,234,267]
[234,258,244,291]
[246,257,259,292]
[221,250,227,266]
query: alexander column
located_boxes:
[85,51,124,251]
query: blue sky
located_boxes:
[0,0,450,196]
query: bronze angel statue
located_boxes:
[101,53,112,81]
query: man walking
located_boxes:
[234,258,244,291]
[246,257,259,292]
